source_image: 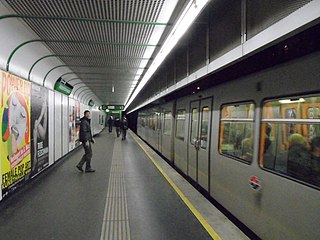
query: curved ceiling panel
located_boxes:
[2,0,181,105]
[10,43,65,83]
[29,57,64,85]
[0,2,102,105]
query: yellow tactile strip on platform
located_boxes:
[130,131,249,240]
[100,138,131,240]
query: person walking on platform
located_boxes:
[107,116,113,133]
[120,115,128,140]
[76,110,95,173]
[114,117,121,137]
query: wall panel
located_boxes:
[62,95,69,156]
[48,90,55,166]
[54,92,62,161]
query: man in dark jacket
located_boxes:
[114,117,121,137]
[107,116,113,133]
[76,110,95,173]
[120,116,128,140]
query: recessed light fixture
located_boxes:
[197,86,200,90]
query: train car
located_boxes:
[140,103,174,156]
[136,51,320,239]
[161,102,175,161]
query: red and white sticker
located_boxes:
[249,176,262,191]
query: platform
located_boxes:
[0,129,248,240]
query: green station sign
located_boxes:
[54,78,73,96]
[100,105,124,111]
[88,99,95,107]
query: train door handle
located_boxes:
[195,139,200,150]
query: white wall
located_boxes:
[62,95,69,156]
[54,92,62,161]
[91,108,105,135]
[48,90,55,166]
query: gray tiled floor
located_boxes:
[0,129,212,240]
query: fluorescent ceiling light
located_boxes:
[138,60,149,68]
[142,48,156,59]
[279,98,306,104]
[136,69,144,75]
[148,26,168,45]
[124,0,210,110]
[157,0,179,22]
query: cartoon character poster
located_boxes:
[31,84,49,177]
[0,70,31,197]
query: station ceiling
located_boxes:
[3,0,184,106]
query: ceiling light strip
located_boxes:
[124,0,210,110]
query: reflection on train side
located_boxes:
[219,103,255,163]
[260,96,320,187]
[175,110,186,141]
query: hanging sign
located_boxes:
[54,78,73,96]
[106,105,124,110]
[88,99,94,107]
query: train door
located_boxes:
[156,113,162,152]
[188,98,212,191]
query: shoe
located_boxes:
[85,168,96,173]
[76,165,83,172]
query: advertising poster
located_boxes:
[0,70,31,197]
[31,84,49,177]
[75,101,81,147]
[69,99,80,151]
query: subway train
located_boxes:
[135,51,320,239]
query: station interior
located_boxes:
[0,1,319,239]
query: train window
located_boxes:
[176,109,186,141]
[219,103,255,163]
[260,96,320,187]
[163,112,172,135]
[200,107,210,149]
[190,108,198,145]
